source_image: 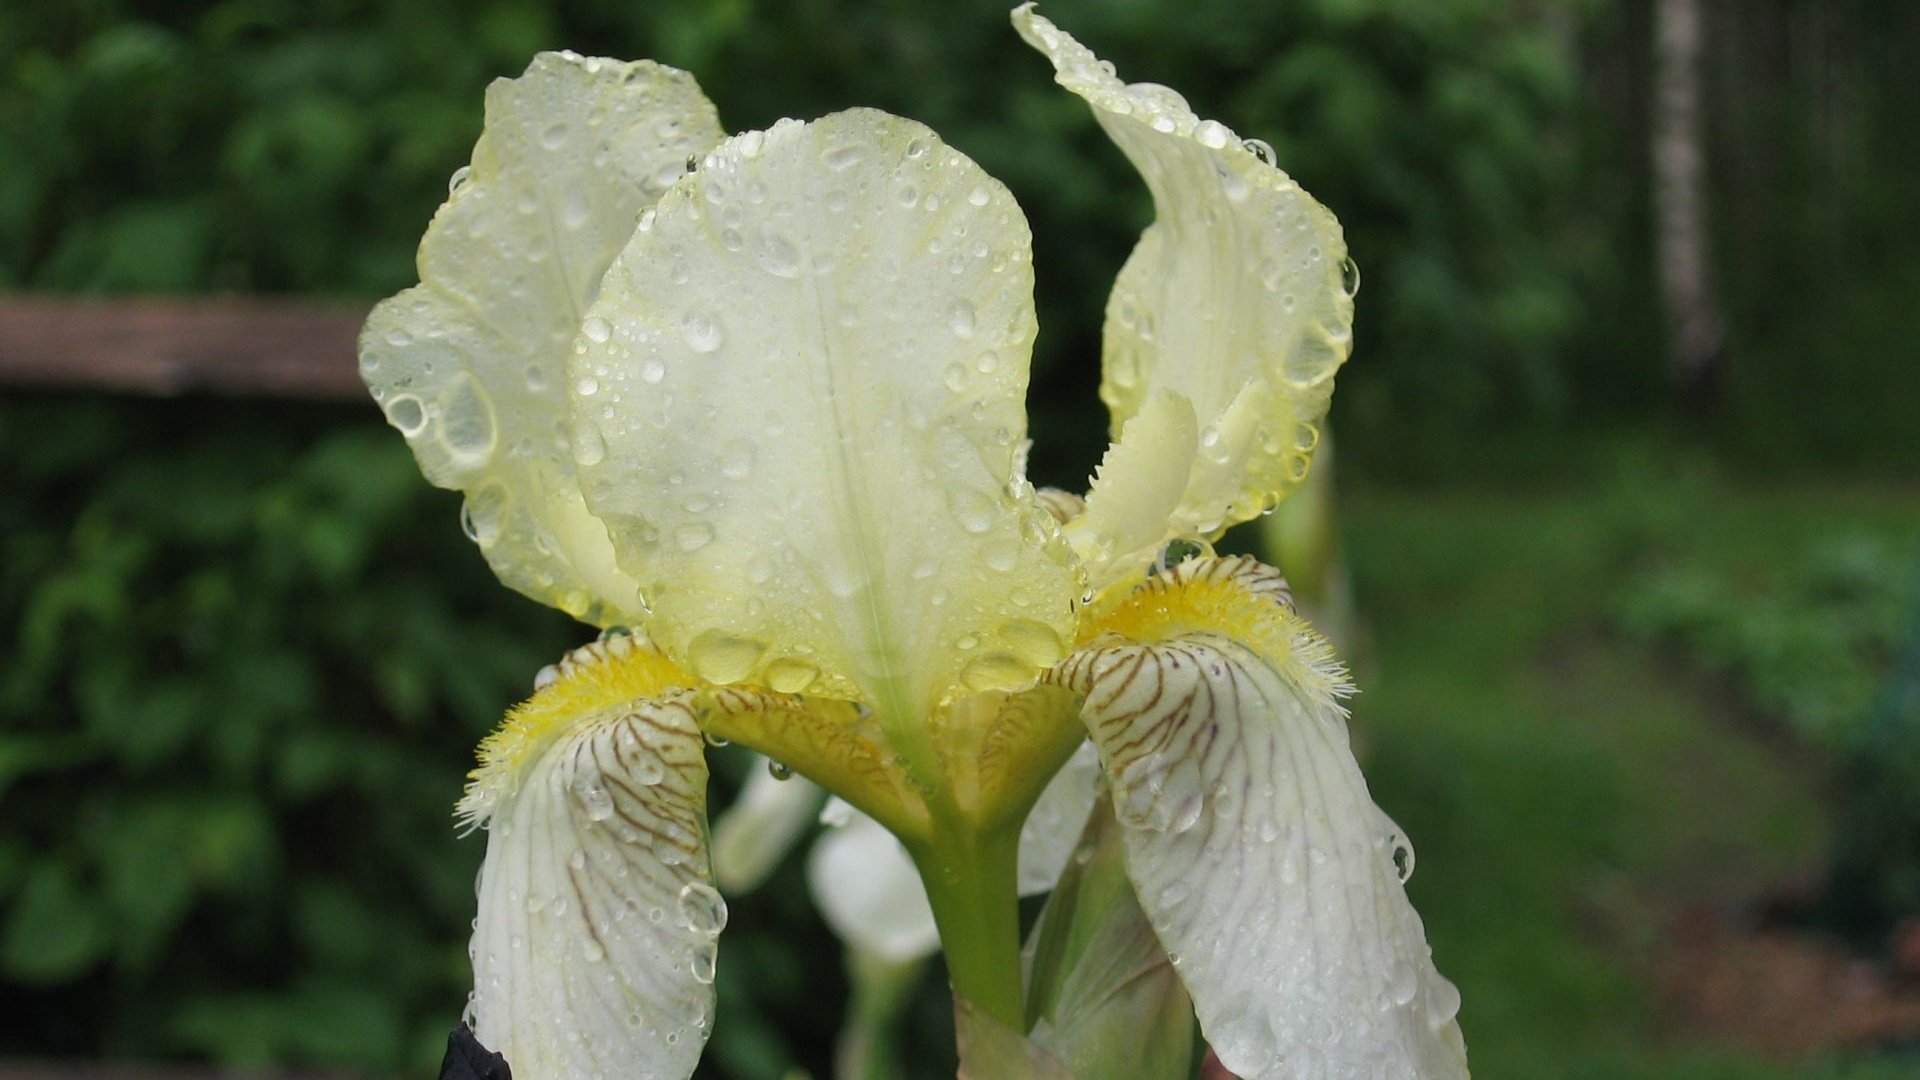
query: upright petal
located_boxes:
[1054,557,1467,1080]
[572,110,1077,717]
[462,639,723,1079]
[1015,6,1355,537]
[361,52,724,625]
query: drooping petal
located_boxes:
[571,109,1078,717]
[462,639,723,1079]
[1054,556,1467,1080]
[710,757,824,894]
[361,52,724,625]
[1015,6,1355,538]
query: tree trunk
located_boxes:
[1652,0,1726,408]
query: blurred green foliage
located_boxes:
[7,0,1916,477]
[1605,461,1920,933]
[0,0,1684,481]
[1616,535,1916,749]
[0,398,573,1066]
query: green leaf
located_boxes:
[2,862,110,983]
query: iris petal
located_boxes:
[1055,557,1468,1080]
[571,109,1077,717]
[464,660,720,1079]
[361,52,723,625]
[1015,6,1354,537]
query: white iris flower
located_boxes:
[359,6,1467,1079]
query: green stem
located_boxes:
[910,823,1026,1030]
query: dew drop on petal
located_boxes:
[677,881,729,937]
[681,311,723,353]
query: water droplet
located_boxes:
[575,374,599,397]
[1340,256,1361,298]
[757,233,801,278]
[572,426,607,467]
[764,657,819,693]
[562,189,590,230]
[572,771,615,822]
[673,522,715,552]
[1195,119,1232,149]
[821,142,865,171]
[689,631,765,683]
[581,939,605,963]
[949,488,996,534]
[541,122,569,150]
[460,487,507,547]
[689,942,718,984]
[1242,137,1275,165]
[582,316,612,344]
[437,375,497,465]
[895,182,919,208]
[984,538,1018,572]
[384,394,427,437]
[447,165,472,194]
[946,299,976,339]
[641,360,666,384]
[719,439,755,479]
[1002,618,1065,667]
[960,651,1030,692]
[1388,833,1415,883]
[766,758,794,781]
[681,311,723,353]
[636,207,657,232]
[630,747,666,787]
[967,185,991,207]
[1427,976,1463,1027]
[1389,961,1419,1006]
[677,881,728,937]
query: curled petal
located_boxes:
[1016,6,1353,538]
[572,109,1078,717]
[464,643,722,1079]
[1054,557,1468,1080]
[361,52,723,624]
[1066,390,1198,582]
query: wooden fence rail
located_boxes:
[0,298,371,401]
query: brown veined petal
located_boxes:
[1053,556,1468,1080]
[360,52,724,625]
[461,639,721,1079]
[570,109,1078,719]
[1015,6,1354,538]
